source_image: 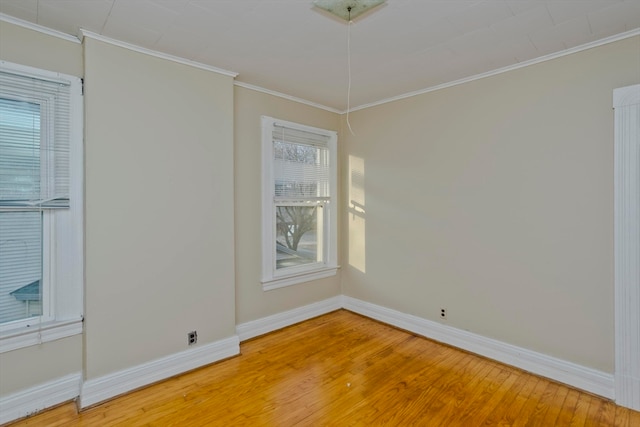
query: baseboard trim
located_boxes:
[0,372,81,425]
[342,296,615,400]
[79,335,239,409]
[3,296,619,423]
[236,296,343,341]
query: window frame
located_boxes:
[261,116,338,290]
[0,60,83,353]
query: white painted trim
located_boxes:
[234,81,341,114]
[613,84,640,411]
[79,335,239,409]
[349,28,640,113]
[262,267,339,291]
[0,59,81,83]
[0,372,81,425]
[260,116,339,291]
[0,318,82,353]
[0,13,81,44]
[614,84,640,107]
[79,30,238,78]
[236,296,342,341]
[342,296,615,399]
[0,60,84,354]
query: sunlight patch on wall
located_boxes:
[348,155,366,273]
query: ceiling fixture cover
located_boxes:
[313,0,387,21]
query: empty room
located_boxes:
[0,0,639,425]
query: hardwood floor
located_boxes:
[8,310,640,426]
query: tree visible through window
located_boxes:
[274,140,324,268]
[261,116,338,289]
[276,205,319,268]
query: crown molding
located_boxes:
[0,13,81,44]
[349,28,640,113]
[79,30,238,78]
[234,81,341,114]
[2,11,637,115]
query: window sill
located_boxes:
[0,317,83,354]
[262,266,339,291]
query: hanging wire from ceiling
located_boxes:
[346,6,355,135]
[313,1,387,135]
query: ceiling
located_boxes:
[1,0,638,111]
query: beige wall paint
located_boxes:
[83,38,236,379]
[1,14,637,407]
[0,21,82,77]
[0,21,83,397]
[0,335,82,395]
[234,86,341,324]
[341,36,640,373]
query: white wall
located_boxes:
[341,36,640,373]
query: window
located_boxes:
[261,116,338,290]
[0,60,83,352]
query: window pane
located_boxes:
[0,211,42,323]
[276,205,323,269]
[0,97,41,203]
[273,140,329,199]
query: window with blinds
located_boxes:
[261,116,338,290]
[0,71,71,208]
[0,62,79,330]
[273,125,330,202]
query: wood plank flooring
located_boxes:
[7,310,640,426]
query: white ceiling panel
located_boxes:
[505,0,543,15]
[445,1,514,34]
[588,2,637,35]
[545,0,624,25]
[102,19,162,48]
[108,0,179,34]
[0,0,637,110]
[36,0,112,35]
[148,0,189,15]
[553,15,595,46]
[529,20,572,55]
[490,5,555,38]
[189,0,259,19]
[0,0,38,22]
[502,35,542,63]
[446,27,502,56]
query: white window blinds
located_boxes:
[0,70,72,209]
[272,124,331,203]
[0,211,42,324]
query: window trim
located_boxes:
[261,116,338,290]
[0,60,83,352]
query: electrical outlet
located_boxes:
[187,331,197,346]
[440,308,447,320]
